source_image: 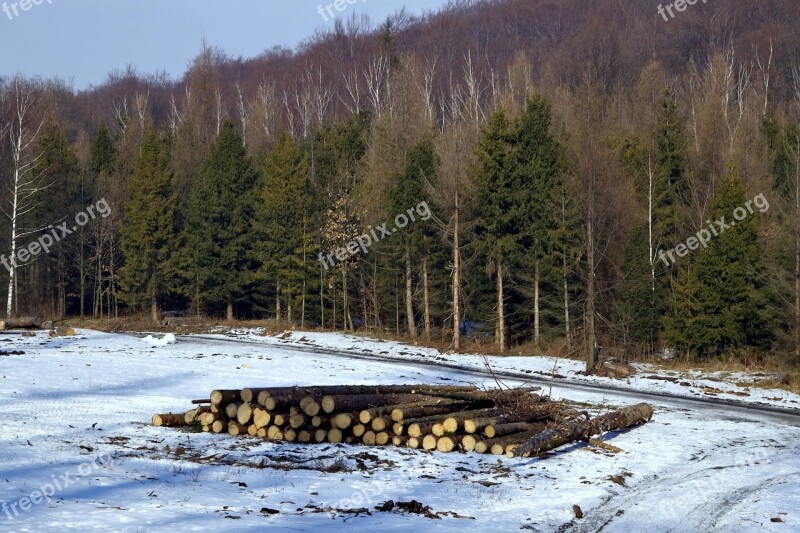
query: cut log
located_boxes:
[253,407,271,429]
[362,431,376,445]
[272,414,286,427]
[289,413,306,429]
[407,408,501,437]
[183,409,198,424]
[228,422,248,436]
[266,425,281,439]
[314,393,432,415]
[413,387,541,403]
[299,397,321,417]
[390,400,469,422]
[375,431,390,445]
[461,434,481,452]
[328,428,344,443]
[464,404,565,434]
[392,436,408,446]
[512,403,654,457]
[406,437,420,449]
[225,403,241,419]
[484,422,533,439]
[352,423,366,437]
[333,413,354,430]
[474,427,546,454]
[314,429,328,443]
[1,316,43,330]
[370,417,387,432]
[422,435,438,450]
[211,420,224,433]
[152,413,186,427]
[436,435,461,452]
[247,424,258,436]
[311,416,324,427]
[256,427,267,438]
[284,429,297,442]
[298,430,312,443]
[432,423,446,437]
[236,403,254,425]
[211,390,241,406]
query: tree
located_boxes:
[120,129,175,323]
[665,167,773,357]
[474,109,517,353]
[388,136,438,340]
[2,79,47,318]
[186,119,258,319]
[514,94,567,349]
[253,132,308,323]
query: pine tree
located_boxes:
[665,167,773,357]
[120,129,175,323]
[186,119,258,319]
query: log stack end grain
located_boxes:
[153,384,653,460]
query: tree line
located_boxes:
[1,1,799,368]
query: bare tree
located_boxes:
[2,79,48,317]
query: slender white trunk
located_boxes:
[453,191,461,351]
[533,260,540,349]
[405,247,416,339]
[497,260,505,353]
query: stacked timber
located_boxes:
[152,384,653,458]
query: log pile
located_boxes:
[153,384,653,458]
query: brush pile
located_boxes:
[153,384,653,458]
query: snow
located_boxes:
[0,329,798,532]
[142,333,177,347]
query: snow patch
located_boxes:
[142,333,177,346]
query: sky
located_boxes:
[0,0,451,90]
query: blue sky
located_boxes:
[0,0,450,90]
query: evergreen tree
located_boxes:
[120,129,175,323]
[514,94,567,347]
[253,133,309,323]
[186,119,258,319]
[387,136,438,339]
[616,224,663,352]
[474,109,517,352]
[665,167,773,357]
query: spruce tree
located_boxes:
[186,119,258,319]
[665,167,773,357]
[514,94,567,347]
[474,109,517,352]
[253,133,309,323]
[120,129,175,323]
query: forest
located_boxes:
[2,0,800,369]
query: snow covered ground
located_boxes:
[0,328,798,532]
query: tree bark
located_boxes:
[512,403,654,457]
[453,190,462,351]
[152,413,187,427]
[534,260,540,349]
[405,247,417,339]
[586,213,597,370]
[423,249,431,342]
[497,260,506,353]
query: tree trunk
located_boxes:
[151,271,160,324]
[423,249,431,342]
[453,191,461,351]
[512,403,654,457]
[226,301,234,322]
[275,282,281,321]
[586,214,597,370]
[534,260,540,349]
[497,260,506,353]
[405,247,417,339]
